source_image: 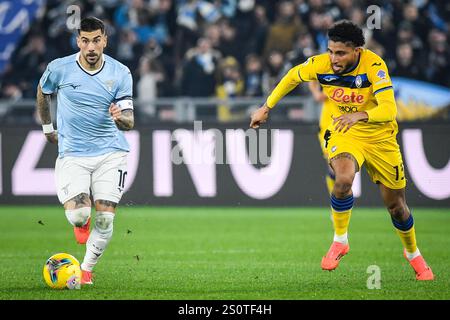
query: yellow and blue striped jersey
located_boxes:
[267,49,398,141]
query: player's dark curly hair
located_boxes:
[328,20,365,47]
[78,17,105,35]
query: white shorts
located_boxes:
[55,151,128,205]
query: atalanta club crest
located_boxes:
[355,75,362,88]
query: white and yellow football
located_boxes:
[43,253,81,289]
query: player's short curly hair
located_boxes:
[328,20,365,47]
[78,17,105,35]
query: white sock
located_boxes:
[405,248,421,261]
[81,211,114,272]
[333,232,348,245]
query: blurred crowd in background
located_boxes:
[0,0,449,121]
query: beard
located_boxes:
[332,62,351,75]
[332,54,360,74]
[84,53,100,67]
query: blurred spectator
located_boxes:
[239,4,269,56]
[396,21,424,58]
[1,83,23,101]
[335,0,354,20]
[262,50,286,95]
[285,32,318,67]
[231,0,257,48]
[309,11,334,53]
[8,34,51,98]
[401,2,429,42]
[216,56,244,121]
[390,42,424,80]
[423,0,449,32]
[116,29,143,72]
[308,0,327,14]
[204,23,221,49]
[174,0,221,66]
[372,10,397,60]
[243,54,264,97]
[349,7,373,44]
[263,1,306,59]
[114,0,147,29]
[137,56,165,118]
[115,0,170,45]
[180,37,220,97]
[218,20,242,64]
[425,29,450,87]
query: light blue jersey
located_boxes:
[39,53,132,158]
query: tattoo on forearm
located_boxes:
[36,85,52,124]
[115,109,134,131]
[97,200,117,208]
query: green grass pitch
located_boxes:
[0,206,449,300]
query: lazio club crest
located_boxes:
[104,80,115,92]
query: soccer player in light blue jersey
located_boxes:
[36,17,134,285]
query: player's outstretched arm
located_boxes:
[250,103,270,129]
[109,103,134,131]
[249,63,304,129]
[36,85,58,144]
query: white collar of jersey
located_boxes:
[76,52,105,75]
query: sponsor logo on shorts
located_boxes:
[331,146,337,153]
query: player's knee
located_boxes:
[333,176,353,197]
[387,201,408,221]
[65,193,91,209]
[95,211,115,234]
[65,207,91,227]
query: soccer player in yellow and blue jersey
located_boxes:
[250,20,433,280]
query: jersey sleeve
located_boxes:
[368,59,393,95]
[115,67,133,100]
[266,56,318,108]
[297,56,319,82]
[366,60,397,122]
[39,60,60,94]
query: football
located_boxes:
[43,253,81,289]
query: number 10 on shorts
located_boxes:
[118,169,127,192]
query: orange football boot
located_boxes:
[74,218,90,244]
[404,250,434,281]
[81,270,94,285]
[321,241,350,271]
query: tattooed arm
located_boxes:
[109,103,134,131]
[36,84,58,144]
